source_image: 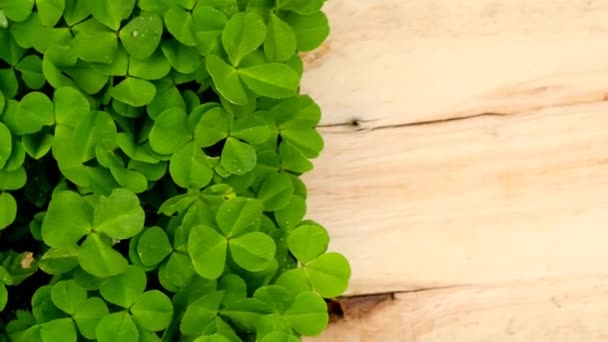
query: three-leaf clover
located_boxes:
[41,189,145,277]
[188,197,276,279]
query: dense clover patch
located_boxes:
[0,0,350,341]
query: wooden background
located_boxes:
[300,0,608,341]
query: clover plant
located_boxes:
[0,0,350,341]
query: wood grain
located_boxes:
[300,0,608,340]
[305,102,608,295]
[301,0,608,128]
[311,276,608,341]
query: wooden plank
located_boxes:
[301,0,608,128]
[300,0,608,295]
[299,0,608,339]
[304,102,608,295]
[309,276,608,341]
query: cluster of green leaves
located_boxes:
[0,0,350,341]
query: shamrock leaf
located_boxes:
[93,188,145,240]
[238,63,299,99]
[283,291,328,336]
[181,290,225,334]
[149,107,193,155]
[161,39,202,74]
[72,31,118,64]
[50,280,87,315]
[216,197,263,237]
[206,54,248,105]
[78,233,129,278]
[95,311,139,342]
[11,91,55,135]
[257,173,294,211]
[264,13,296,62]
[287,224,329,263]
[0,284,6,310]
[194,107,230,148]
[119,12,163,60]
[85,0,135,30]
[130,290,173,331]
[230,115,272,145]
[164,5,196,46]
[38,247,79,275]
[192,5,227,56]
[0,0,34,21]
[136,227,173,267]
[169,141,214,189]
[41,318,78,342]
[189,225,227,279]
[220,137,256,176]
[41,191,93,248]
[111,77,157,107]
[0,192,17,230]
[128,49,172,80]
[100,265,147,308]
[222,12,266,66]
[284,11,329,52]
[305,252,351,298]
[229,232,276,272]
[278,0,324,14]
[73,297,110,339]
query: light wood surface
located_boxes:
[300,0,608,340]
[317,276,608,341]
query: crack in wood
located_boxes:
[328,284,466,322]
[319,93,608,133]
[319,112,512,132]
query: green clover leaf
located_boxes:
[220,137,256,176]
[222,12,266,66]
[38,247,79,275]
[306,252,351,298]
[95,311,139,342]
[287,224,329,263]
[136,226,173,267]
[264,13,297,62]
[111,77,157,107]
[216,197,263,237]
[41,191,93,248]
[229,232,276,272]
[192,5,227,56]
[283,291,328,336]
[41,318,78,342]
[78,233,129,278]
[50,280,87,315]
[206,54,248,105]
[93,188,145,240]
[189,225,227,279]
[0,0,34,22]
[0,192,17,230]
[164,5,196,47]
[257,173,295,212]
[100,265,146,308]
[180,290,225,335]
[284,11,329,52]
[119,12,163,60]
[169,141,214,189]
[0,2,347,339]
[130,290,173,331]
[73,297,110,339]
[194,107,230,148]
[85,0,135,31]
